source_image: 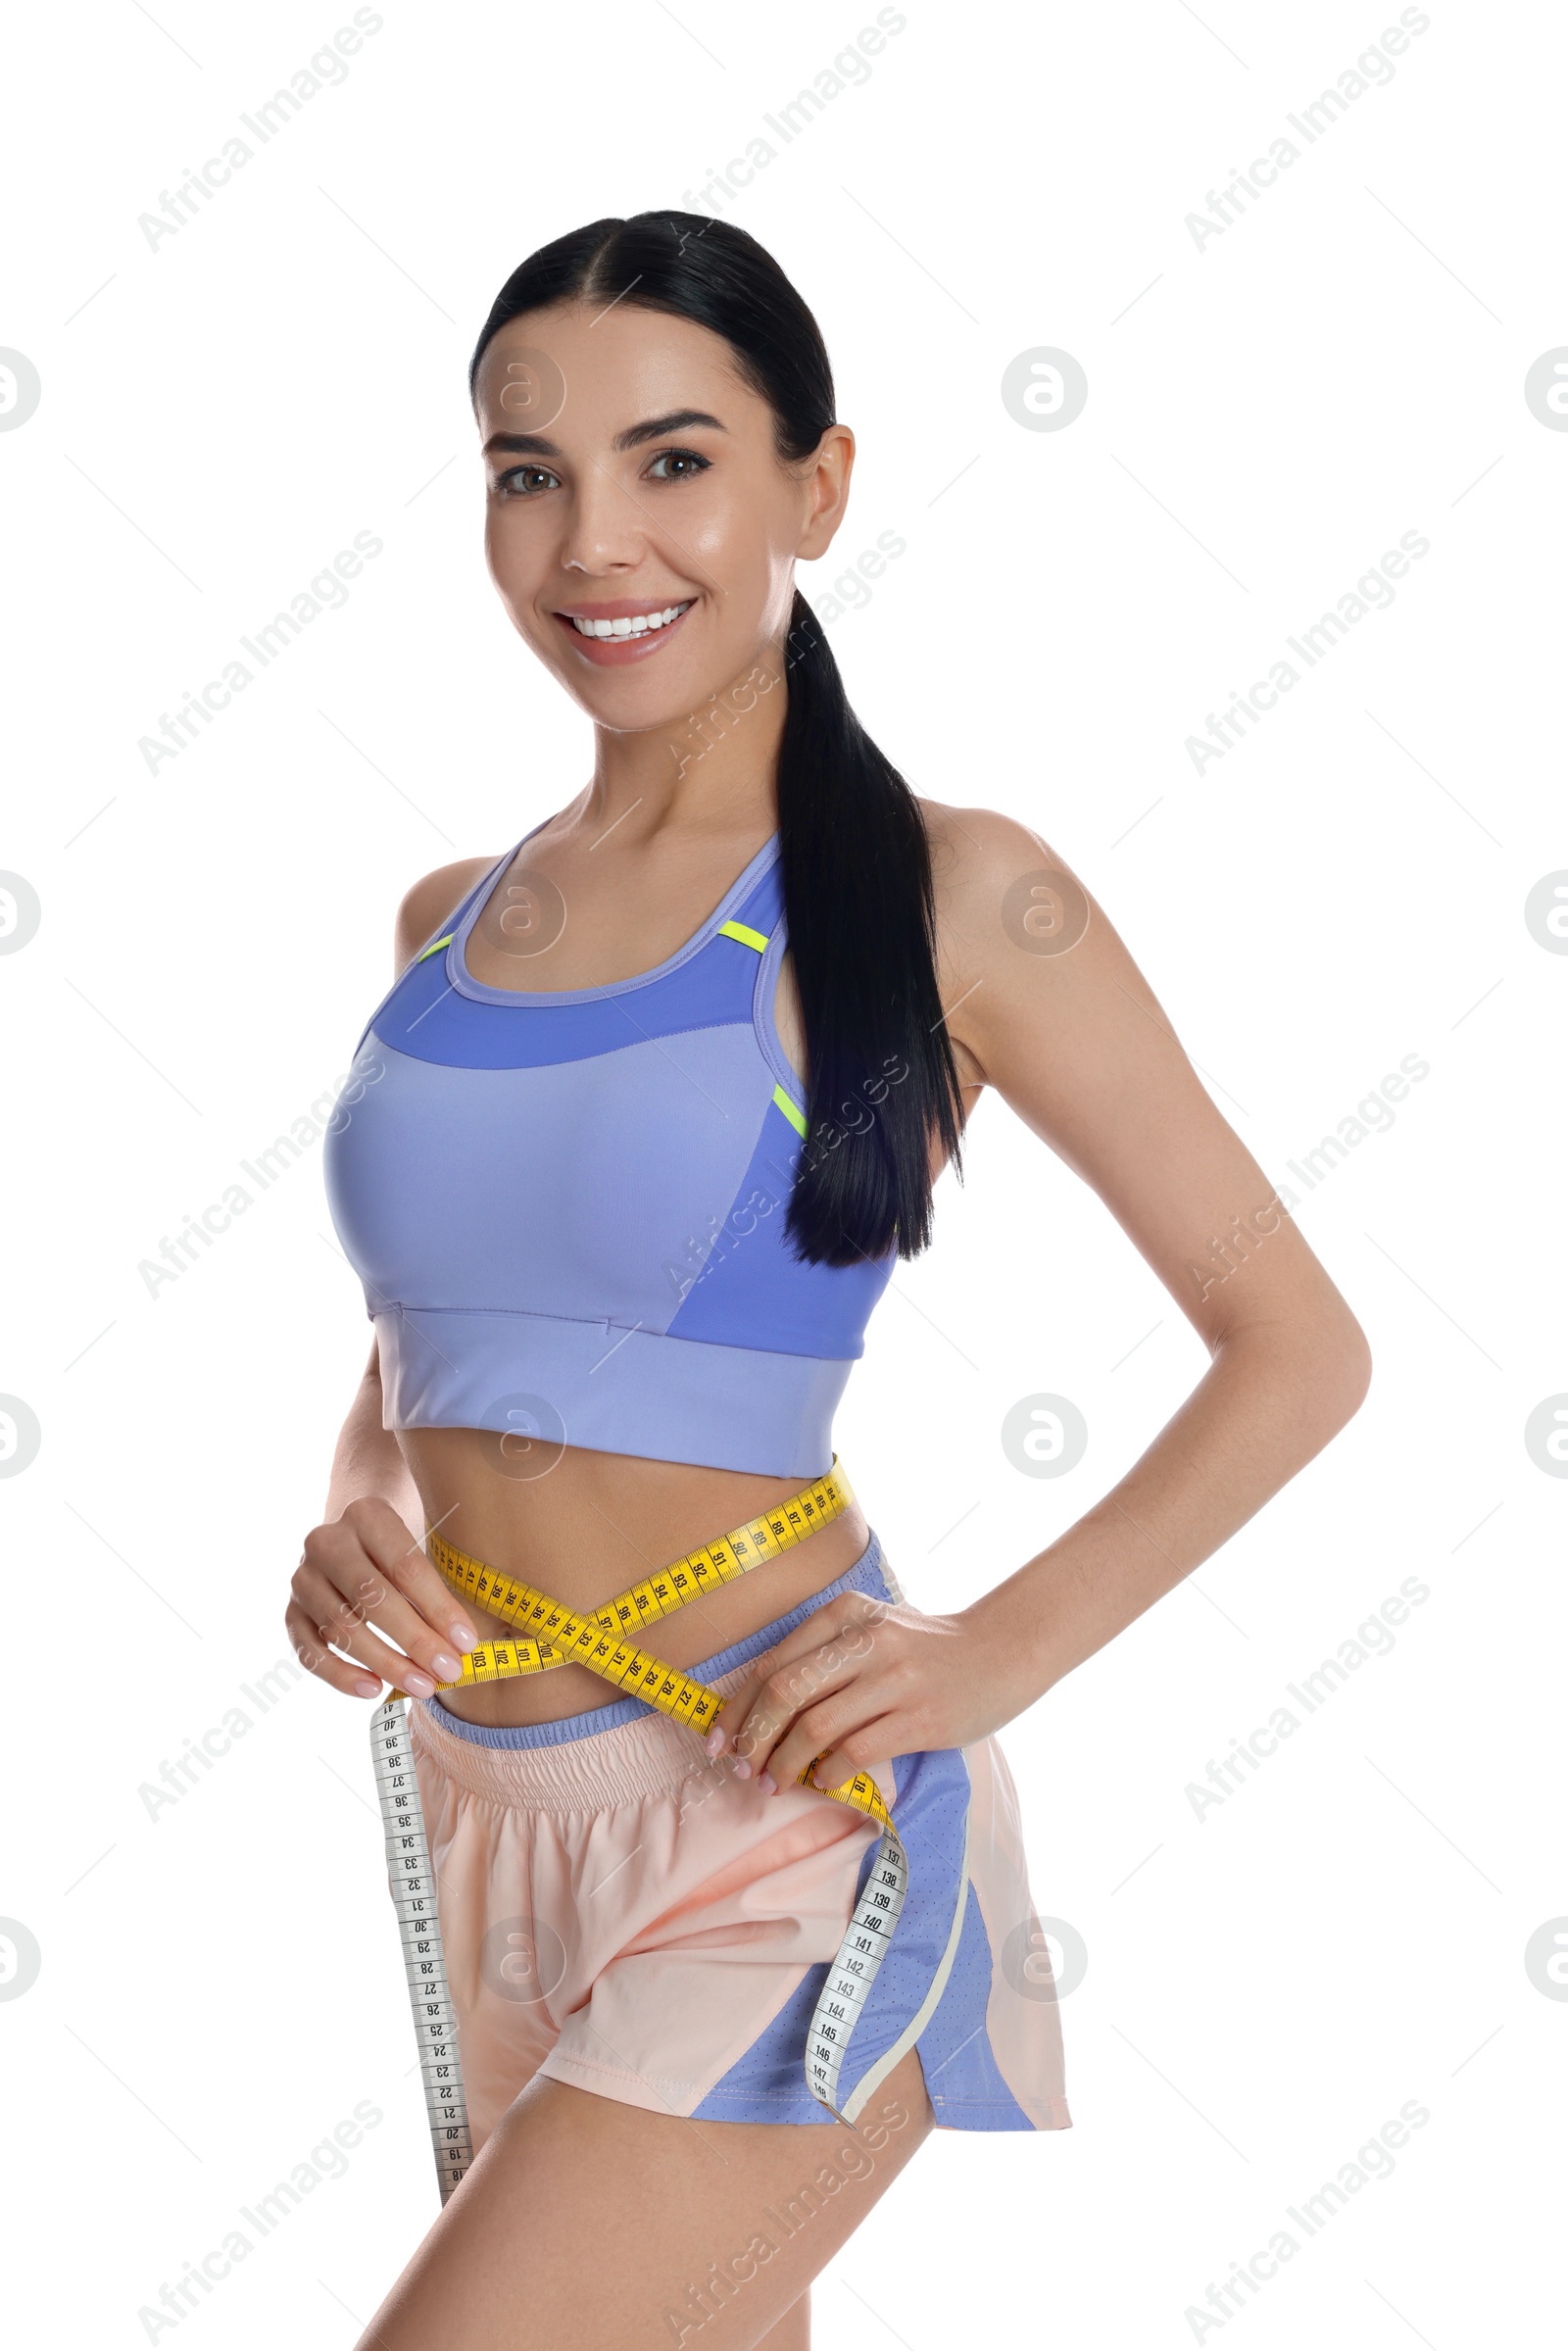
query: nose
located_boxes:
[558,465,650,578]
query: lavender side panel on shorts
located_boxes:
[689,1741,1030,2127]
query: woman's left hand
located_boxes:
[704,1587,1018,1794]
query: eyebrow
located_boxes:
[480,408,727,461]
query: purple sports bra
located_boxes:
[321,830,897,1477]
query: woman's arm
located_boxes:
[970,1298,1368,1713]
[713,806,1371,1790]
[935,804,1370,1710]
[288,1340,479,1699]
[285,856,497,1698]
[323,1340,424,1528]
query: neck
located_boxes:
[573,639,790,850]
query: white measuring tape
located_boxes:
[370,1693,472,2203]
[368,1468,910,2195]
[372,1689,906,2195]
[806,1827,908,2113]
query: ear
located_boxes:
[796,424,856,563]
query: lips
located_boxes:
[553,597,696,667]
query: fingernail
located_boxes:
[356,1677,382,1698]
[405,1671,435,1697]
[733,1758,752,1780]
[450,1622,477,1650]
[704,1727,725,1757]
[758,1773,776,1795]
[431,1653,462,1679]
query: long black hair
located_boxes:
[469,212,965,1268]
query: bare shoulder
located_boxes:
[392,855,499,975]
[917,798,1099,982]
[912,804,1368,1374]
[918,798,1070,919]
[913,796,1162,1089]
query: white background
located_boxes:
[2,2,1563,2343]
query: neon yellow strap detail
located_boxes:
[415,933,453,963]
[717,919,770,953]
[772,1083,808,1138]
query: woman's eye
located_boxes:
[646,449,710,482]
[497,465,558,498]
[495,453,704,495]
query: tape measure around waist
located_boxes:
[418,1457,853,1692]
[403,1458,892,1833]
[370,1457,907,2196]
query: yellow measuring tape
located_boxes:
[375,1457,907,2199]
[400,1456,891,1833]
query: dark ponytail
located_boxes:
[469,211,965,1268]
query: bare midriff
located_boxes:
[395,1430,873,1731]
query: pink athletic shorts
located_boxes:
[406,1534,1072,2152]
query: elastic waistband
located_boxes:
[409,1531,892,1812]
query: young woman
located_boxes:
[293,213,1371,2349]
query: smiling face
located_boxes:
[472,300,852,732]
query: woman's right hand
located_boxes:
[286,1497,479,1700]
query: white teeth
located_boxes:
[570,601,691,639]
